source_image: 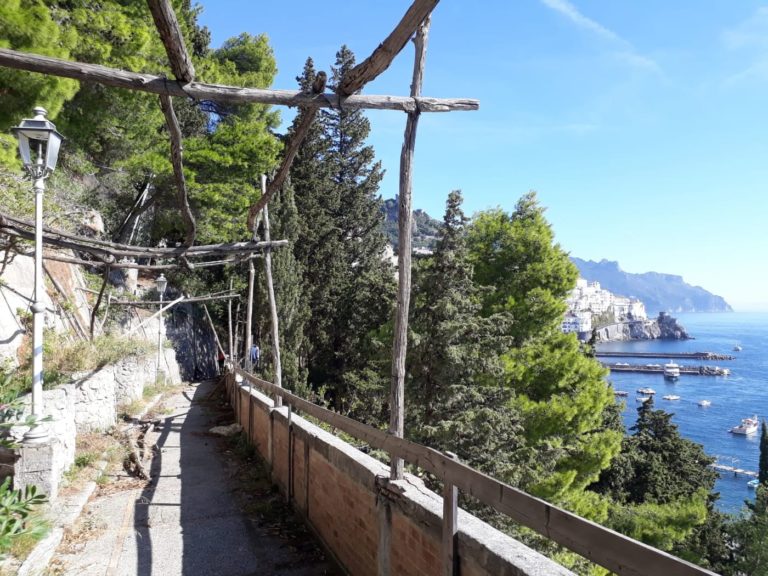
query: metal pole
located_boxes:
[24,150,49,443]
[157,291,164,383]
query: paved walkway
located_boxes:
[49,380,334,576]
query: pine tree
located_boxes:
[467,193,622,520]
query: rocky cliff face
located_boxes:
[592,313,690,342]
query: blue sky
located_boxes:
[199,1,768,310]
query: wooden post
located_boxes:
[442,452,459,576]
[261,175,283,407]
[233,302,241,367]
[389,17,430,481]
[227,278,234,359]
[244,256,255,372]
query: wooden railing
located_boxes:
[235,369,716,576]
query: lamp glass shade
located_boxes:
[44,131,62,172]
[156,274,168,295]
[11,111,63,174]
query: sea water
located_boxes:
[599,312,768,515]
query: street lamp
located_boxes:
[156,274,167,383]
[11,107,63,444]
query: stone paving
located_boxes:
[48,380,335,576]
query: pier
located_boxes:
[596,351,735,360]
[604,363,731,376]
[711,464,758,478]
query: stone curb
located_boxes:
[16,390,167,576]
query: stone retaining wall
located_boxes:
[227,376,573,576]
[7,347,181,500]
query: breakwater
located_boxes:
[605,363,731,376]
[597,351,734,360]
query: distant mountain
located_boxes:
[571,258,733,314]
[381,197,441,250]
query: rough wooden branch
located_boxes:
[247,110,317,230]
[203,303,226,358]
[262,201,282,406]
[90,265,111,339]
[159,94,196,247]
[338,0,439,96]
[390,16,430,482]
[146,0,195,83]
[0,219,287,259]
[112,292,239,306]
[0,48,478,113]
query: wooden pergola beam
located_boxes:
[146,0,195,83]
[159,94,196,247]
[0,224,287,261]
[338,0,439,97]
[0,48,478,113]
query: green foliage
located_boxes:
[0,476,47,556]
[760,420,768,485]
[288,50,395,419]
[466,194,621,520]
[407,191,523,481]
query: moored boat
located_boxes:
[698,400,711,407]
[636,396,651,403]
[663,362,680,380]
[662,394,681,401]
[637,387,656,395]
[730,415,759,435]
[734,345,742,352]
[614,390,629,397]
[748,479,759,489]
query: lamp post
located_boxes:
[11,107,63,444]
[156,274,167,383]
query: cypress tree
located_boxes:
[408,191,520,480]
[289,49,394,418]
[760,420,768,485]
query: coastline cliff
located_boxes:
[591,312,690,343]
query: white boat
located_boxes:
[637,387,656,395]
[663,362,680,380]
[730,415,759,435]
[636,396,651,403]
[614,390,629,397]
[748,479,759,489]
[734,345,742,352]
[698,400,711,407]
[662,394,681,401]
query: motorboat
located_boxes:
[698,400,711,407]
[748,479,759,489]
[636,396,651,403]
[730,415,759,435]
[663,362,680,380]
[637,387,656,395]
[734,345,742,352]
[662,395,681,401]
[614,390,629,397]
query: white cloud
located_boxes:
[722,7,768,50]
[539,0,621,43]
[722,7,768,85]
[538,0,659,73]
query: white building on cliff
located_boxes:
[562,278,647,334]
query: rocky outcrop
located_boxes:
[592,313,690,342]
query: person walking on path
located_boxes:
[250,343,260,369]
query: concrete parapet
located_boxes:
[229,377,573,576]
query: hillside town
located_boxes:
[561,279,647,335]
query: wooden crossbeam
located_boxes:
[0,48,478,113]
[146,0,195,83]
[338,0,439,96]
